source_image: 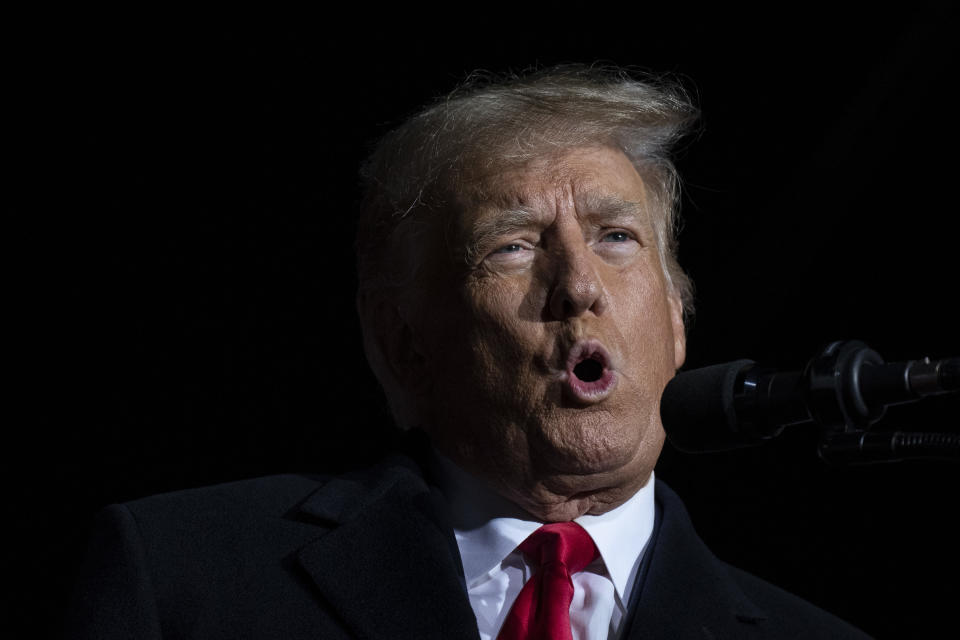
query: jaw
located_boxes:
[498,455,658,522]
[416,320,671,522]
[432,418,665,523]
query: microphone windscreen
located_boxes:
[661,359,755,453]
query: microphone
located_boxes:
[661,341,959,454]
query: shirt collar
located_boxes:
[574,476,655,605]
[432,450,656,604]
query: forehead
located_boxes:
[457,146,649,222]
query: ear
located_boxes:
[667,294,686,370]
[385,310,430,391]
[356,292,430,396]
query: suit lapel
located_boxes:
[295,457,480,640]
[621,481,767,640]
[291,453,768,640]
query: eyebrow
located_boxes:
[463,194,646,264]
[577,194,646,225]
[461,206,540,265]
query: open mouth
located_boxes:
[573,357,605,382]
[565,341,617,402]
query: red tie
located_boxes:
[497,522,600,640]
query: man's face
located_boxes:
[403,146,685,521]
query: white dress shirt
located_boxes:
[432,453,656,640]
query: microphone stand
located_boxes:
[785,340,958,464]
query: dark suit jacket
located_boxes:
[66,452,871,639]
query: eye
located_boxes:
[483,240,537,266]
[593,229,641,263]
[601,230,633,243]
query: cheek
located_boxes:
[445,279,551,395]
[467,284,538,362]
[617,267,678,365]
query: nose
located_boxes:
[547,242,607,320]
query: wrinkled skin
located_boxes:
[393,146,686,522]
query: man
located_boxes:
[67,66,871,639]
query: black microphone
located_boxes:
[661,341,959,454]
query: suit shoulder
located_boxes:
[96,475,335,603]
[72,474,359,638]
[724,563,872,639]
[114,473,333,551]
[124,473,327,518]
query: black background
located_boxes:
[11,9,958,638]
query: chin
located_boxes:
[510,469,651,522]
[531,409,662,474]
